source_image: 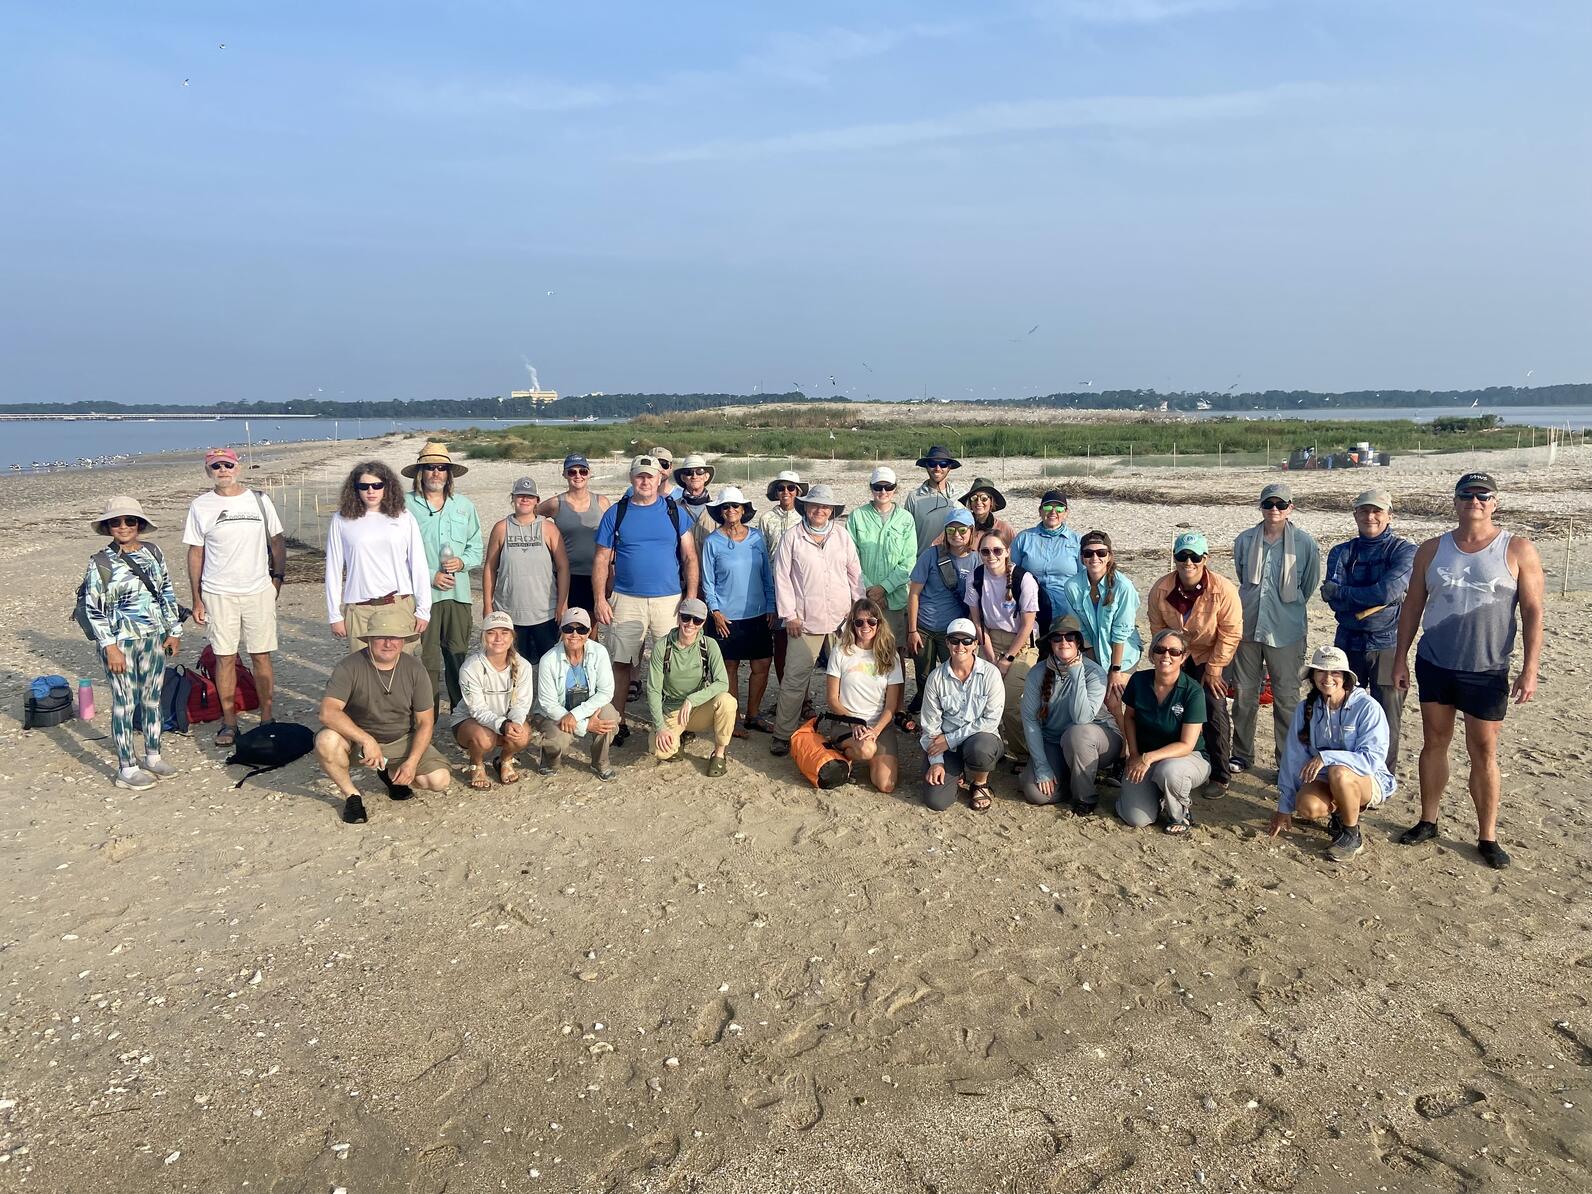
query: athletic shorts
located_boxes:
[1415,654,1509,722]
[604,592,681,665]
[203,587,279,655]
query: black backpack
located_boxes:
[610,496,686,592]
[224,722,315,788]
[23,682,74,730]
[971,562,1053,646]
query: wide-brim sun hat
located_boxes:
[1299,644,1359,687]
[401,441,468,478]
[708,485,756,523]
[92,496,157,535]
[766,470,809,501]
[916,445,961,469]
[796,483,845,516]
[358,607,422,642]
[1043,615,1083,641]
[959,476,1006,512]
[673,453,716,487]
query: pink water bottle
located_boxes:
[78,678,96,720]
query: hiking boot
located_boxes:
[1070,798,1097,817]
[143,757,179,779]
[1326,825,1364,864]
[113,767,157,791]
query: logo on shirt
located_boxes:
[1171,703,1185,717]
[1436,565,1508,595]
[214,510,263,524]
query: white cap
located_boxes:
[946,617,978,639]
[869,465,897,486]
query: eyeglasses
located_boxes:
[1174,551,1204,563]
[946,635,977,647]
[1151,645,1187,658]
[1457,493,1495,503]
[1080,548,1110,559]
[678,614,705,626]
[978,547,1005,558]
[560,623,589,635]
[421,464,451,473]
[565,467,589,476]
[774,484,798,493]
[356,481,385,492]
[1040,503,1067,513]
[209,461,236,471]
[1260,499,1291,511]
[871,483,896,492]
[852,616,879,628]
[104,516,141,529]
[682,468,709,477]
[944,526,971,537]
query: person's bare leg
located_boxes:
[870,751,898,794]
[747,658,771,720]
[1417,701,1456,823]
[500,722,531,764]
[314,730,357,795]
[1324,765,1375,827]
[1462,714,1503,840]
[215,653,239,730]
[1292,781,1333,823]
[413,768,451,791]
[250,652,274,722]
[454,722,496,786]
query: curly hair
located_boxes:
[1080,529,1119,607]
[338,461,404,519]
[1298,669,1359,745]
[838,596,898,676]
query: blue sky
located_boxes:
[3,0,1589,404]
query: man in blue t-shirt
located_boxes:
[592,455,700,742]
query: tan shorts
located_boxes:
[604,592,681,665]
[321,728,449,780]
[204,587,279,655]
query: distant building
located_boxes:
[511,389,559,406]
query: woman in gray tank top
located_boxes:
[484,478,571,664]
[541,454,611,615]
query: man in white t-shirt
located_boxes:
[183,447,286,746]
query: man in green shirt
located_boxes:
[403,443,484,714]
[646,598,736,776]
[846,465,918,644]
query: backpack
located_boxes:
[184,668,226,725]
[23,679,74,730]
[160,667,195,733]
[610,496,686,593]
[224,722,315,788]
[197,644,261,713]
[970,563,1053,646]
[72,544,183,642]
[933,544,963,592]
[663,636,712,684]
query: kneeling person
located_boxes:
[317,608,450,824]
[647,598,737,776]
[536,607,621,780]
[920,618,1005,812]
[452,610,536,788]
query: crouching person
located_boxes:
[317,608,450,825]
[647,598,737,777]
[920,617,1005,812]
[1117,628,1211,835]
[453,610,536,788]
[1020,616,1123,815]
[535,607,621,780]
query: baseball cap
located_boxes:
[1174,530,1209,557]
[1258,481,1293,505]
[560,607,592,630]
[480,610,515,633]
[1354,487,1392,511]
[946,617,977,639]
[204,447,240,467]
[630,454,664,478]
[562,454,591,472]
[510,476,539,497]
[869,466,897,487]
[1039,488,1069,508]
[676,597,708,621]
[944,507,975,527]
[1455,471,1498,496]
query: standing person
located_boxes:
[402,442,483,714]
[671,454,718,550]
[592,455,700,746]
[1392,472,1544,869]
[1147,531,1241,797]
[1063,530,1142,715]
[1117,628,1212,834]
[1010,489,1082,622]
[1269,646,1395,864]
[757,470,807,683]
[1020,616,1123,814]
[919,618,1005,812]
[315,608,450,826]
[956,477,1017,546]
[700,487,776,735]
[626,446,684,500]
[1230,482,1322,775]
[647,599,736,776]
[825,597,905,794]
[183,447,285,747]
[539,454,612,614]
[81,498,184,790]
[963,529,1040,758]
[769,484,864,755]
[324,461,431,648]
[451,611,535,788]
[848,466,918,646]
[483,477,570,665]
[905,445,961,553]
[534,607,621,780]
[1321,487,1416,770]
[904,508,978,722]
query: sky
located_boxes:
[3,0,1590,405]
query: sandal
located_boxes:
[743,714,774,734]
[467,764,492,791]
[893,711,919,735]
[1164,821,1191,836]
[967,783,992,812]
[731,723,750,740]
[214,724,237,748]
[497,755,523,785]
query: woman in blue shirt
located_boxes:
[700,487,777,735]
[1062,530,1142,714]
[1010,488,1081,621]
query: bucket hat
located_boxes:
[915,445,962,470]
[1299,644,1359,687]
[707,486,756,523]
[959,476,1007,512]
[91,496,157,535]
[401,441,468,478]
[766,470,809,501]
[797,483,845,516]
[673,453,716,487]
[358,607,422,642]
[1043,615,1084,641]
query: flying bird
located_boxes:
[1027,325,1039,336]
[861,362,874,372]
[182,78,190,86]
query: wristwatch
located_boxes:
[1109,664,1122,673]
[1003,654,1017,663]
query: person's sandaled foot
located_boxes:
[731,721,750,739]
[706,755,728,778]
[214,724,237,748]
[498,756,523,784]
[466,764,492,791]
[341,794,369,824]
[893,711,919,735]
[613,723,632,748]
[966,783,992,811]
[1164,820,1191,836]
[743,714,774,734]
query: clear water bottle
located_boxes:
[78,678,96,720]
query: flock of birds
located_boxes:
[11,454,135,474]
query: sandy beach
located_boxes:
[2,429,1590,1193]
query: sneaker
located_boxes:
[1070,799,1097,817]
[113,768,157,791]
[1477,839,1512,869]
[377,767,414,801]
[1199,779,1228,800]
[1398,820,1439,846]
[770,738,791,757]
[593,765,617,781]
[706,755,727,778]
[1228,756,1251,775]
[341,794,369,824]
[1326,825,1364,863]
[536,754,558,776]
[143,757,178,779]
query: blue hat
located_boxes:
[562,453,590,472]
[1173,530,1209,557]
[944,507,975,527]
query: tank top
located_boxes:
[496,516,556,625]
[1418,529,1517,673]
[553,494,604,576]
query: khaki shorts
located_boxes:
[604,592,681,665]
[204,587,279,655]
[322,729,449,780]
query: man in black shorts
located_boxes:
[1392,472,1544,868]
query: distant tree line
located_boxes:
[1008,384,1590,412]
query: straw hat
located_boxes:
[358,607,422,642]
[91,496,157,535]
[401,441,468,478]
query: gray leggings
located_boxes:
[922,731,1004,811]
[1116,753,1212,828]
[1020,722,1123,806]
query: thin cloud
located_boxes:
[1035,0,1252,24]
[644,83,1329,163]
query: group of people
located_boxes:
[78,440,1543,868]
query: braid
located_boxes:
[508,650,521,694]
[1040,663,1057,721]
[1298,689,1321,745]
[1102,561,1118,607]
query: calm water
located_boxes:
[0,416,610,472]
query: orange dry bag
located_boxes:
[790,717,851,789]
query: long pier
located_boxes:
[0,413,315,421]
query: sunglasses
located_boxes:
[1040,503,1067,513]
[1174,551,1204,563]
[560,623,589,635]
[681,468,709,476]
[678,614,705,626]
[356,481,385,492]
[209,461,236,471]
[1261,499,1290,510]
[871,483,896,492]
[944,525,971,536]
[978,547,1006,558]
[1050,631,1083,644]
[852,616,879,629]
[421,463,451,473]
[1457,492,1495,503]
[946,635,977,647]
[774,484,798,493]
[1080,548,1110,559]
[926,463,951,470]
[104,516,142,529]
[1151,645,1187,658]
[565,467,589,476]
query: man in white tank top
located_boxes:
[1392,472,1544,869]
